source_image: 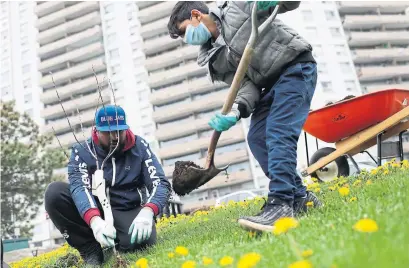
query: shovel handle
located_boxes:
[206,3,280,168]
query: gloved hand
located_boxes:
[90,216,116,248]
[247,1,279,11]
[128,207,154,244]
[208,107,240,132]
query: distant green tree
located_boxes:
[1,101,66,238]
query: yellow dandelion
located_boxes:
[301,249,313,258]
[349,197,357,202]
[338,187,349,196]
[328,186,337,191]
[168,252,175,258]
[288,259,312,268]
[202,256,213,265]
[313,187,321,193]
[306,201,314,208]
[370,169,378,175]
[353,218,379,233]
[383,169,389,175]
[219,256,234,266]
[273,217,299,235]
[366,180,372,185]
[353,180,361,186]
[181,260,196,268]
[311,177,318,182]
[237,252,261,268]
[175,246,189,256]
[135,258,148,268]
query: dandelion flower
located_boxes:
[168,252,175,258]
[202,256,213,265]
[237,252,261,268]
[175,246,189,256]
[288,259,312,268]
[273,217,299,235]
[301,249,313,258]
[311,177,318,182]
[306,201,314,208]
[349,197,357,202]
[338,187,349,196]
[383,169,389,175]
[353,218,379,233]
[219,256,234,266]
[328,186,337,191]
[353,180,361,186]
[135,258,148,268]
[366,180,372,185]
[313,187,321,193]
[182,260,196,268]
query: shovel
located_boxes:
[172,2,281,196]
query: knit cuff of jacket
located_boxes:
[144,203,159,216]
[84,208,101,226]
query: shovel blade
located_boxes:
[172,161,229,196]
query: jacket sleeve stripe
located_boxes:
[83,186,96,208]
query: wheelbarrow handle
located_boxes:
[220,3,280,115]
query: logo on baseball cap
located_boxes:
[95,105,129,132]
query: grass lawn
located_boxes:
[11,160,409,268]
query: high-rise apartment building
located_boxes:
[337,1,409,94]
[1,1,43,126]
[135,1,361,212]
[36,1,153,152]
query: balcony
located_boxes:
[357,65,409,82]
[40,57,106,89]
[138,1,175,24]
[136,1,161,10]
[337,1,409,14]
[140,17,168,40]
[158,125,245,159]
[39,42,105,73]
[145,46,198,72]
[149,62,207,89]
[50,126,92,149]
[40,74,107,105]
[38,12,101,46]
[42,90,111,120]
[45,108,96,135]
[153,90,227,123]
[347,31,409,47]
[36,2,100,31]
[343,15,409,30]
[351,48,409,64]
[156,117,211,141]
[163,149,249,177]
[144,34,183,56]
[150,76,225,106]
[362,82,409,93]
[35,1,67,17]
[38,26,103,59]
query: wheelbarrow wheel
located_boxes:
[310,147,349,182]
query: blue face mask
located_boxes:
[183,22,212,45]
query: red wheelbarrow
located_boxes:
[301,88,409,181]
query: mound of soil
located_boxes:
[325,95,356,106]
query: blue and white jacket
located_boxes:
[67,129,171,225]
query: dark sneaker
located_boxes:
[78,243,103,266]
[238,197,294,232]
[293,191,322,216]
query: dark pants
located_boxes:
[44,182,157,254]
[248,62,317,202]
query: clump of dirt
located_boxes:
[172,161,204,196]
[325,95,356,106]
[112,255,127,268]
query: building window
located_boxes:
[111,64,121,75]
[305,27,317,37]
[21,49,29,61]
[162,152,201,166]
[23,78,31,89]
[22,64,30,73]
[1,86,10,97]
[330,27,341,37]
[345,80,356,92]
[334,44,347,56]
[318,62,327,74]
[109,49,119,59]
[321,81,333,92]
[25,108,33,117]
[340,62,352,73]
[301,10,313,21]
[112,81,123,91]
[138,90,150,102]
[104,4,113,14]
[106,33,116,45]
[24,93,32,104]
[324,10,335,20]
[130,25,138,36]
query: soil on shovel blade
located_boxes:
[172,161,204,196]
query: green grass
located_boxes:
[12,164,409,268]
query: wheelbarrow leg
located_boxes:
[346,154,361,174]
[398,130,407,162]
[377,131,385,166]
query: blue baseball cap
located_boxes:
[95,105,129,132]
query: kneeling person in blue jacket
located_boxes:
[45,105,171,265]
